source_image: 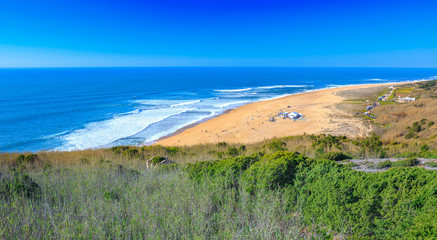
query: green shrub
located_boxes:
[226,147,239,157]
[103,191,120,201]
[165,147,180,155]
[376,160,392,169]
[267,139,287,151]
[111,146,129,154]
[151,156,166,165]
[428,121,435,127]
[123,148,139,157]
[410,124,422,133]
[115,165,141,179]
[238,145,246,152]
[405,132,416,139]
[80,158,90,164]
[345,162,358,168]
[216,142,227,148]
[421,144,430,152]
[319,151,352,161]
[16,154,37,165]
[425,162,437,167]
[392,158,420,167]
[242,151,308,192]
[0,172,40,200]
[186,154,261,182]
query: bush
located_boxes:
[103,191,120,201]
[376,160,392,169]
[392,158,420,167]
[238,145,246,152]
[428,121,435,127]
[0,172,41,200]
[216,142,227,148]
[80,158,90,164]
[123,148,139,157]
[345,162,358,168]
[165,147,180,155]
[151,156,166,165]
[319,151,352,161]
[421,144,430,152]
[267,139,287,151]
[111,146,129,154]
[405,132,416,139]
[16,154,37,165]
[226,147,239,157]
[410,124,422,133]
[242,152,308,192]
[425,162,437,167]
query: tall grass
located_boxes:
[0,165,328,239]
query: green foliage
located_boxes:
[428,121,435,127]
[185,154,260,184]
[418,79,437,89]
[425,162,437,167]
[111,146,129,154]
[353,134,387,158]
[242,152,309,192]
[151,156,166,165]
[290,165,437,238]
[345,162,358,168]
[186,152,437,238]
[80,158,90,164]
[319,151,352,161]
[103,190,120,201]
[123,148,139,157]
[238,145,246,152]
[392,158,419,167]
[405,121,427,139]
[421,144,430,152]
[376,160,392,169]
[267,139,287,151]
[216,142,227,148]
[165,146,180,155]
[226,147,239,157]
[16,154,37,165]
[310,134,346,151]
[0,171,40,200]
[405,132,416,139]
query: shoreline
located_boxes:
[149,109,234,144]
[154,81,415,146]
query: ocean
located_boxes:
[1,67,436,152]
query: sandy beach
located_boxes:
[156,82,407,146]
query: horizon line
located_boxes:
[2,66,437,69]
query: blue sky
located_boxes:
[0,0,436,67]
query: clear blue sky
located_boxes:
[1,0,436,67]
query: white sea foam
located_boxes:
[367,78,386,81]
[57,108,194,151]
[169,100,202,107]
[215,100,250,109]
[257,85,310,89]
[214,88,252,92]
[43,130,70,140]
[142,111,219,145]
[259,94,294,101]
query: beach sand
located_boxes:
[155,83,405,146]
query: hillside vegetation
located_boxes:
[1,132,437,239]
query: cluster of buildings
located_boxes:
[363,86,416,119]
[274,111,304,121]
[397,96,416,102]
